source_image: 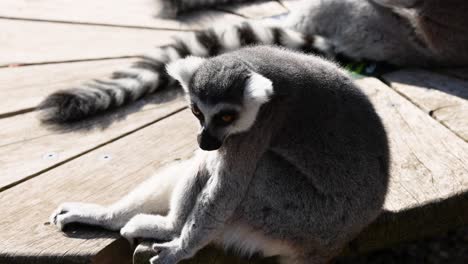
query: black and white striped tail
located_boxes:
[38,21,333,123]
[158,0,265,18]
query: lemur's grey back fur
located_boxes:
[50,47,390,263]
[39,0,468,123]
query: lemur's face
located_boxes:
[167,56,273,151]
[189,99,242,151]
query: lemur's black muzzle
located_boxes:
[198,130,222,151]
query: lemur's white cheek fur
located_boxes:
[166,56,207,92]
[228,72,274,134]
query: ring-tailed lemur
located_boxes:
[38,0,468,123]
[51,46,390,264]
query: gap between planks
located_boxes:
[0,58,141,118]
[0,56,139,70]
[0,90,187,191]
[0,16,196,32]
[0,106,187,192]
[0,18,192,66]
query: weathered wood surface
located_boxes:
[356,77,468,210]
[0,0,243,30]
[0,19,183,66]
[0,59,135,117]
[133,77,468,263]
[382,69,468,141]
[0,89,185,191]
[219,1,288,18]
[0,110,198,264]
[348,77,468,252]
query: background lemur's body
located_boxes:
[51,47,390,263]
[39,0,468,123]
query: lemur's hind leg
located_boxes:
[120,155,209,241]
[51,159,188,231]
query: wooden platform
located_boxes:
[0,1,467,263]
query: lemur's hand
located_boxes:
[50,202,106,230]
[150,238,189,264]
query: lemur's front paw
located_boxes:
[50,202,105,230]
[120,214,176,244]
[150,239,188,264]
[120,214,159,241]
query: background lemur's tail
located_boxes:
[39,22,333,123]
[159,0,265,18]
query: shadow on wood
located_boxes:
[133,191,468,263]
[344,190,468,255]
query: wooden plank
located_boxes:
[0,19,184,66]
[0,59,137,117]
[0,0,243,30]
[355,77,468,211]
[0,110,198,263]
[219,1,288,19]
[382,69,468,141]
[0,89,186,191]
[134,77,468,263]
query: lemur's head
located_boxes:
[167,56,274,151]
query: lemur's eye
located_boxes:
[214,111,238,126]
[221,115,234,123]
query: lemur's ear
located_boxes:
[166,56,206,92]
[244,72,274,104]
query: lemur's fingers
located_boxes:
[49,202,106,230]
[150,239,183,264]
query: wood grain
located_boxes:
[133,77,468,263]
[0,110,198,263]
[0,19,185,66]
[0,59,136,117]
[219,1,288,18]
[382,69,468,141]
[0,0,243,30]
[0,89,186,191]
[356,77,468,211]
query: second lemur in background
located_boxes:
[39,0,468,123]
[50,46,390,264]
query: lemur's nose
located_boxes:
[198,130,222,151]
